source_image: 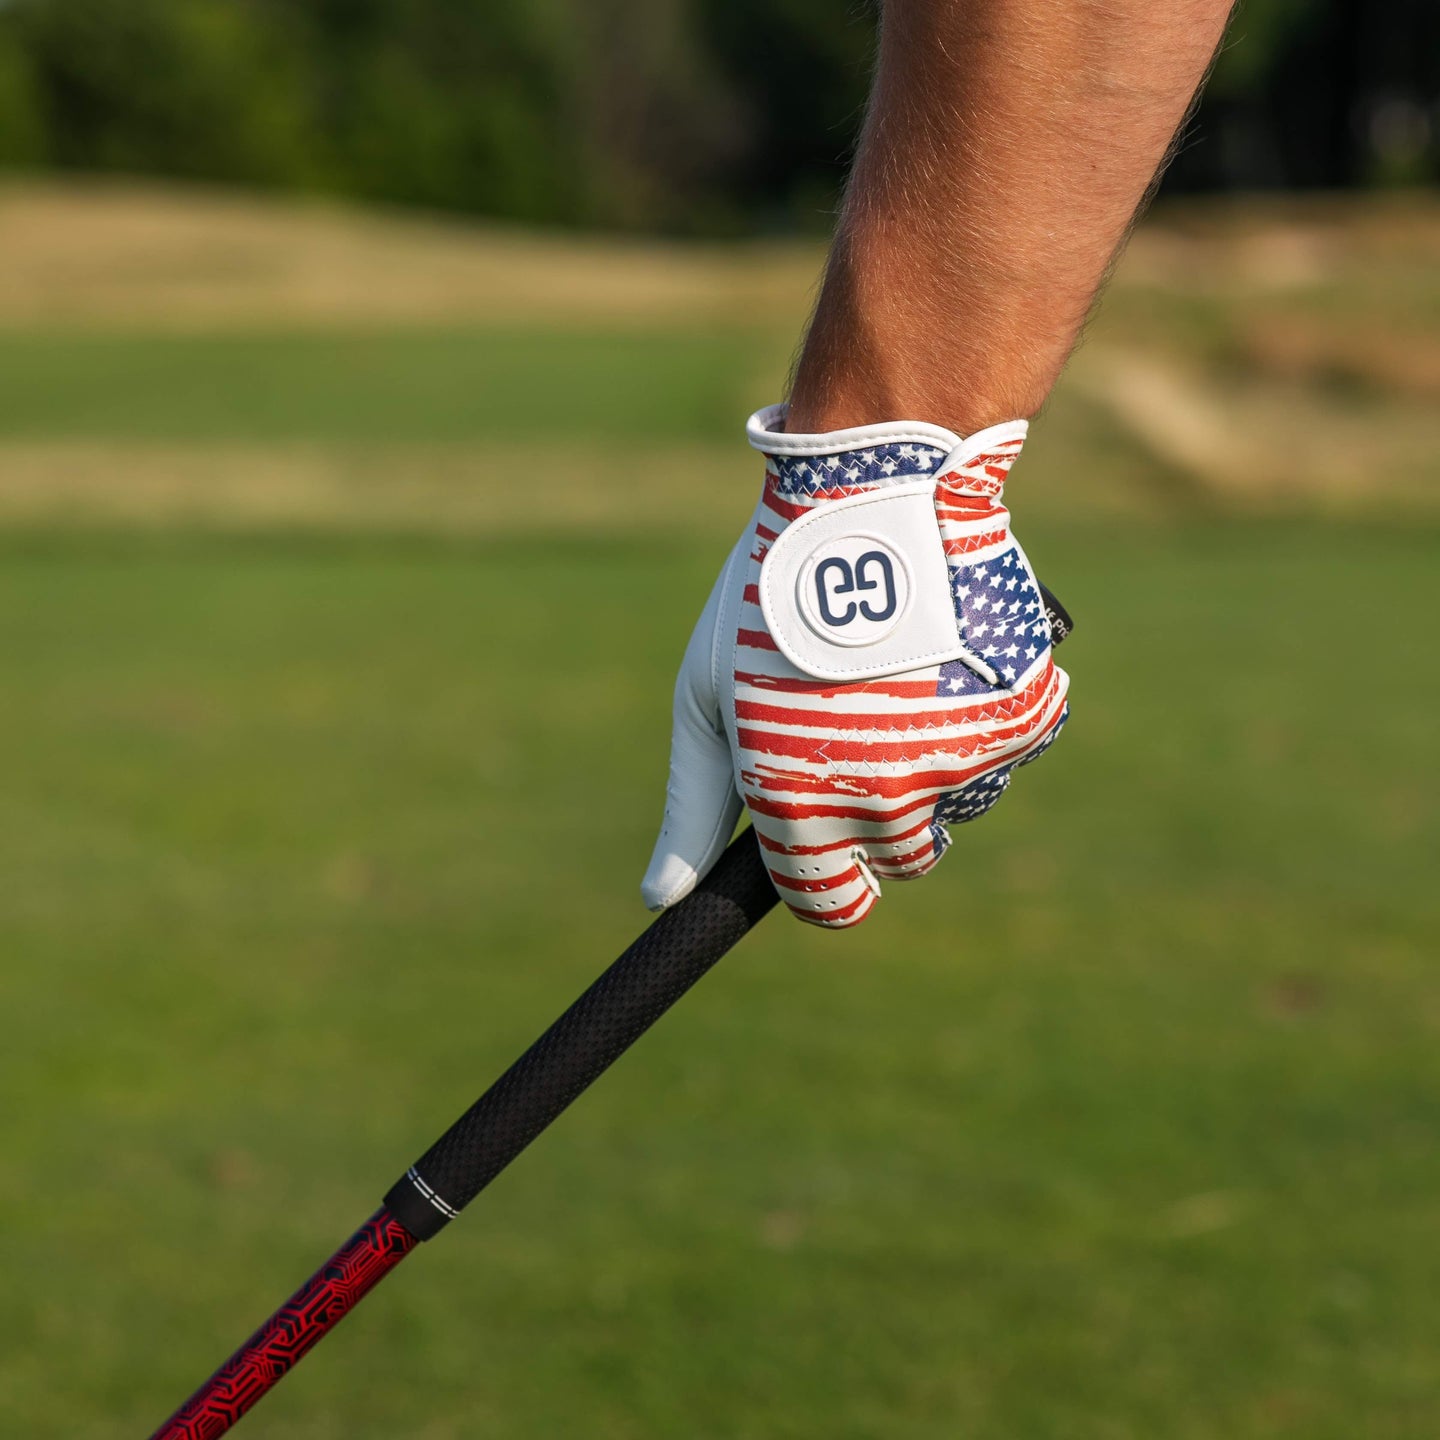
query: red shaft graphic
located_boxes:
[149,1209,416,1439]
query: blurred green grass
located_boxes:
[0,189,1438,1438]
[0,329,765,445]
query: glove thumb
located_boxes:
[641,555,743,911]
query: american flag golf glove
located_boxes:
[642,404,1070,929]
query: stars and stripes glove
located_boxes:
[641,404,1070,928]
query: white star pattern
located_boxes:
[770,440,949,496]
[940,543,1056,697]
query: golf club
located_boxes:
[148,826,775,1438]
[149,587,1073,1438]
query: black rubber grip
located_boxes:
[385,829,776,1240]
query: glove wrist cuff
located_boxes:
[747,404,1028,500]
[746,402,969,457]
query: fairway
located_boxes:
[1,186,1438,1438]
[0,328,765,445]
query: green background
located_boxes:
[0,206,1437,1431]
[0,0,1436,228]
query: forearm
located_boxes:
[787,0,1235,435]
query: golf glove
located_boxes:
[642,404,1070,928]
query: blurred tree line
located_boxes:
[0,0,1435,231]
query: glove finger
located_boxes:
[641,720,743,911]
[1016,699,1069,767]
[867,819,951,881]
[642,552,745,911]
[751,818,881,928]
[934,766,1013,828]
[924,680,1067,833]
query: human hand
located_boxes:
[642,405,1070,928]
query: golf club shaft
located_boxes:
[149,1208,416,1440]
[149,829,775,1439]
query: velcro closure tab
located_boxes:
[759,481,970,682]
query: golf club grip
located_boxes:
[384,828,775,1239]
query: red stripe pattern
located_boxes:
[732,428,1069,928]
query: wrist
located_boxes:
[784,380,1021,442]
[786,233,1066,437]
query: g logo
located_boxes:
[798,535,911,646]
[814,551,898,627]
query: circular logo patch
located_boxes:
[796,534,911,647]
